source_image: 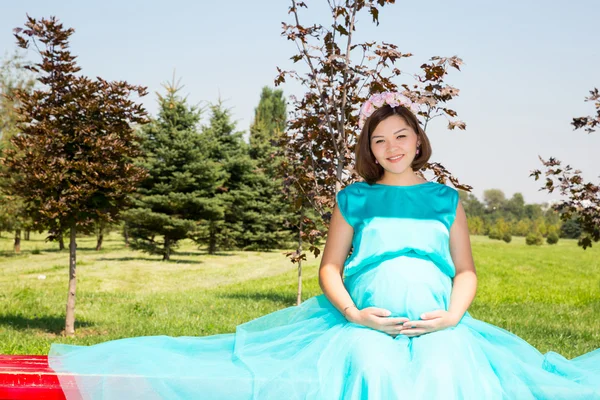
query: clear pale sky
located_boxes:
[1,0,598,204]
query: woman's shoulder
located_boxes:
[341,180,458,205]
[341,180,457,192]
[427,181,459,194]
[340,181,365,192]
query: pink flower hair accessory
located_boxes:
[358,91,420,129]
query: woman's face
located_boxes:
[369,114,420,175]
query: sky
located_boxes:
[1,0,598,204]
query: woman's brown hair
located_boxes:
[354,104,432,184]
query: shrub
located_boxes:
[526,232,543,246]
[546,232,559,245]
[488,229,501,240]
[502,232,512,243]
[560,218,581,239]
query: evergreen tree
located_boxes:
[249,87,287,167]
[195,101,255,253]
[124,79,225,260]
[243,87,294,250]
[561,217,582,239]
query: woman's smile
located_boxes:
[386,154,405,163]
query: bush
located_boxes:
[526,232,543,246]
[488,229,501,240]
[502,232,512,243]
[546,232,559,245]
[560,218,581,239]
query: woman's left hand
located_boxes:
[399,310,460,337]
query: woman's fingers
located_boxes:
[402,319,438,329]
[366,307,393,317]
[400,328,427,336]
[382,317,409,325]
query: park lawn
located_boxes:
[0,232,598,359]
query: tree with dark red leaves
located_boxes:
[1,16,149,335]
[275,1,468,293]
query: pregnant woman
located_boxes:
[49,92,600,399]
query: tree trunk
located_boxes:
[25,230,30,240]
[14,229,21,253]
[297,207,303,306]
[64,225,77,336]
[96,226,103,251]
[123,224,129,248]
[163,236,171,261]
[59,235,65,250]
[208,220,217,255]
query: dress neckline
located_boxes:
[363,180,434,189]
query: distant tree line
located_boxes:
[460,189,581,245]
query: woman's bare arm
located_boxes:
[318,203,356,318]
[447,200,478,324]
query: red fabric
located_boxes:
[0,355,79,400]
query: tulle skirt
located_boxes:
[49,255,600,399]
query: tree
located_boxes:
[249,87,287,164]
[194,100,268,254]
[0,51,36,250]
[531,87,599,249]
[124,78,224,260]
[488,217,511,241]
[1,16,148,335]
[466,215,485,235]
[505,193,526,221]
[275,0,468,298]
[533,217,548,237]
[248,86,310,302]
[546,231,559,245]
[560,217,582,239]
[524,203,543,221]
[459,191,486,219]
[94,220,119,251]
[513,219,533,237]
[483,189,506,213]
[246,88,295,248]
[0,51,35,141]
[526,232,543,246]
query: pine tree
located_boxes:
[244,87,294,250]
[124,78,225,260]
[249,87,286,166]
[195,101,253,253]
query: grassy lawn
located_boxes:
[0,232,598,358]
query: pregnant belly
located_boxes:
[344,255,452,320]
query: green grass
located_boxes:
[0,232,598,358]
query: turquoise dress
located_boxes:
[49,181,600,399]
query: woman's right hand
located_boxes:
[346,306,409,338]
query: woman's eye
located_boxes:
[375,135,404,144]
